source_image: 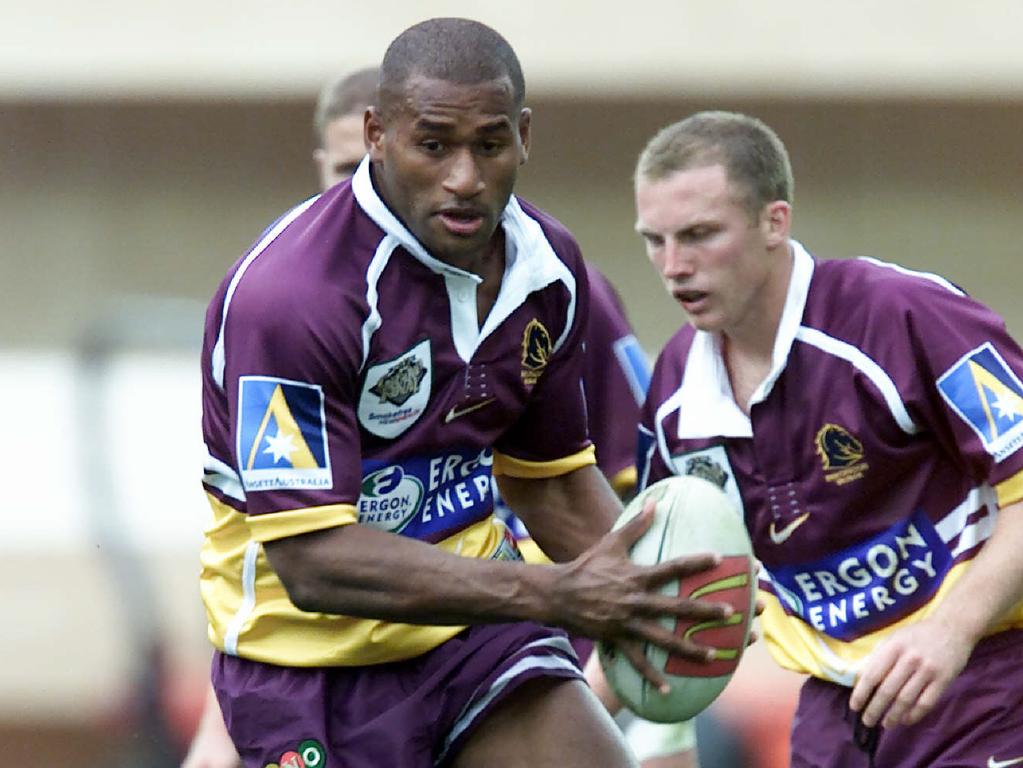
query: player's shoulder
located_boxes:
[216,186,379,330]
[809,255,967,319]
[252,187,377,280]
[650,324,698,381]
[513,196,584,269]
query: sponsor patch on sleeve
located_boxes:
[937,342,1023,461]
[613,334,652,405]
[237,376,332,492]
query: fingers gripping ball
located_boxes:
[598,475,755,722]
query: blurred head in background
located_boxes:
[313,66,380,190]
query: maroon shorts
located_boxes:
[790,629,1023,768]
[212,622,584,768]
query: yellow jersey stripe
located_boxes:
[761,559,1023,683]
[203,500,519,665]
[608,466,638,497]
[246,503,358,543]
[493,444,596,479]
[995,469,1023,507]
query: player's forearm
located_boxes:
[498,465,622,562]
[264,523,560,626]
[929,498,1023,643]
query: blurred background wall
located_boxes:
[2,1,1021,763]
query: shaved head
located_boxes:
[379,18,525,116]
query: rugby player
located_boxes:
[197,20,729,768]
[184,58,686,768]
[633,110,1023,767]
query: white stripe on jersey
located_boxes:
[654,385,688,471]
[203,446,246,502]
[437,635,579,764]
[638,422,656,491]
[856,256,966,297]
[934,485,998,544]
[212,196,319,388]
[795,326,920,435]
[223,540,261,656]
[359,235,399,371]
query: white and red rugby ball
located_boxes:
[598,475,755,723]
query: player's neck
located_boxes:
[721,243,794,412]
[473,229,506,326]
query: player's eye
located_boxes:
[420,139,445,154]
[680,225,715,242]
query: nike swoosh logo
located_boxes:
[445,398,496,423]
[989,757,1023,768]
[768,512,810,545]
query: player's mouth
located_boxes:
[672,289,710,313]
[437,207,487,237]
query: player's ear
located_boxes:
[517,107,531,165]
[312,148,328,188]
[761,200,791,248]
[365,106,385,160]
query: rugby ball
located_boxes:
[597,475,755,723]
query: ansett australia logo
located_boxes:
[815,423,868,485]
[520,318,551,386]
[938,342,1023,462]
[237,376,331,492]
[359,339,432,439]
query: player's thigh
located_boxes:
[452,677,638,768]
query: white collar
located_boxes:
[675,240,815,439]
[351,156,577,355]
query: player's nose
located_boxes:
[443,149,485,198]
[660,242,696,279]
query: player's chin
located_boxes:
[431,227,495,261]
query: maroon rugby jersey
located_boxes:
[497,264,652,554]
[199,158,595,666]
[584,264,651,492]
[639,241,1023,683]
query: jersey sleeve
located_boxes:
[214,272,366,541]
[900,281,1023,506]
[636,350,677,491]
[493,266,596,479]
[583,266,651,493]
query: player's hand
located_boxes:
[849,616,972,728]
[181,689,242,768]
[549,500,731,689]
[181,726,241,768]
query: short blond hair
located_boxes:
[636,111,794,218]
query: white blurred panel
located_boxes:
[0,351,209,553]
[101,352,209,552]
[0,351,212,715]
[0,353,88,550]
[2,0,1022,98]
